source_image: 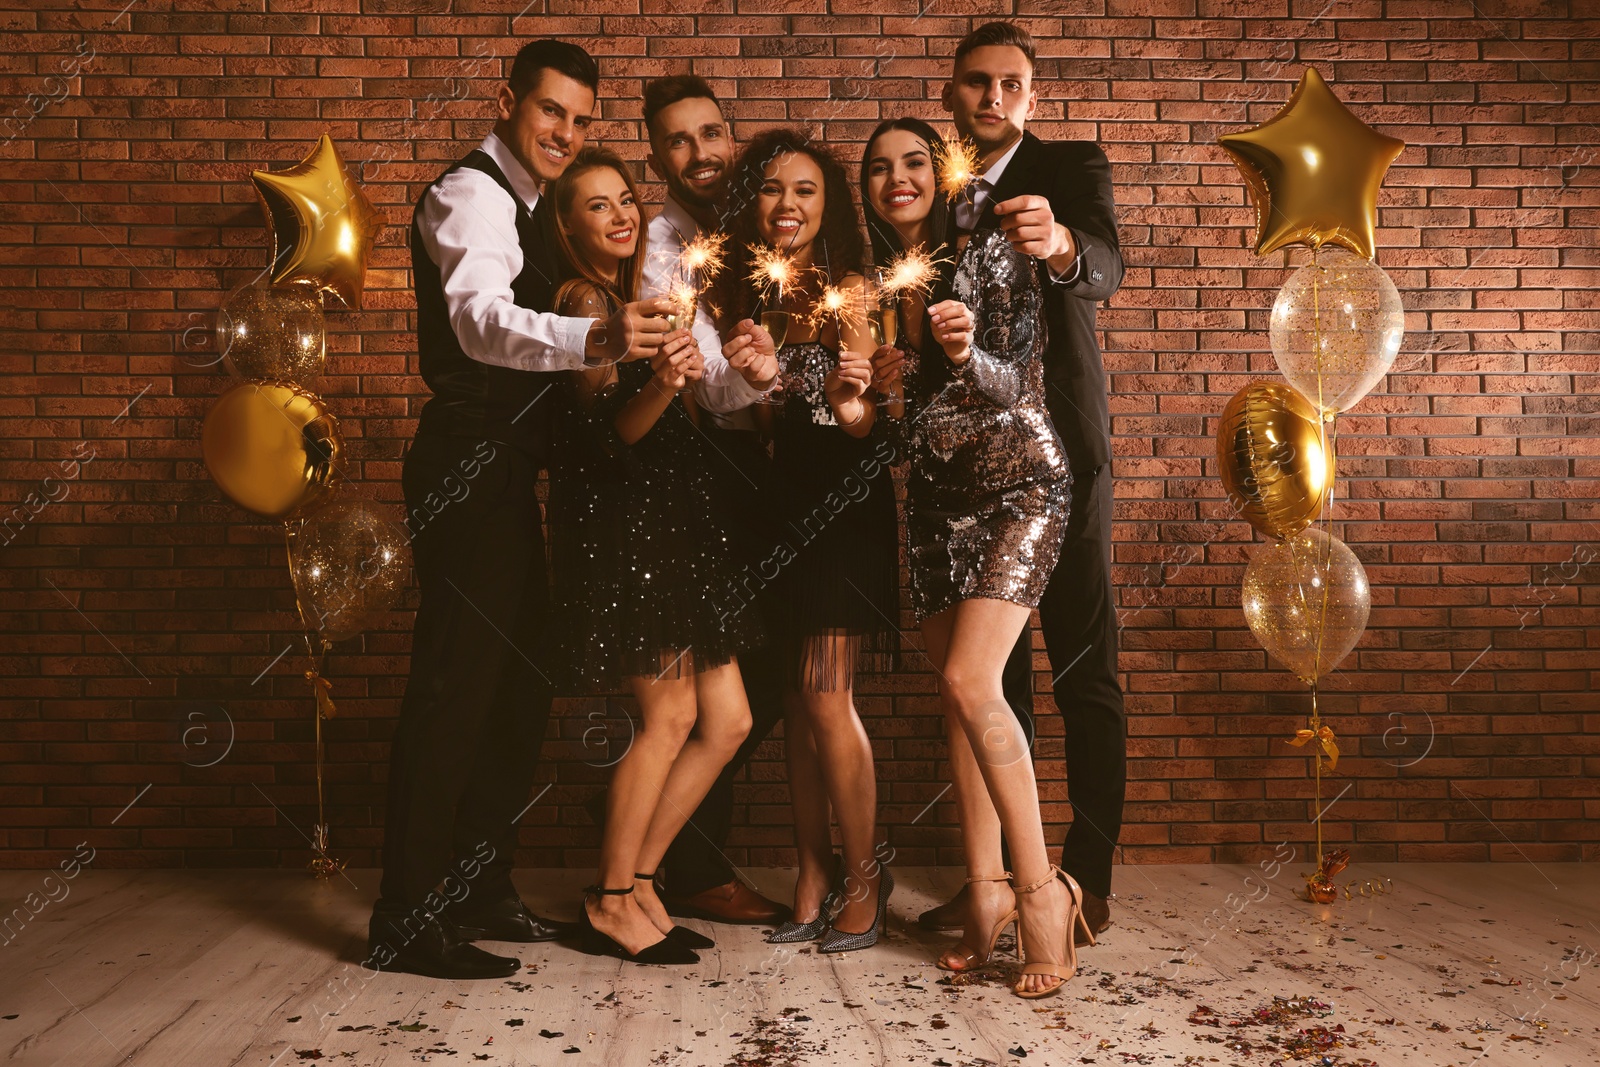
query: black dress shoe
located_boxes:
[367,907,520,980]
[447,897,577,943]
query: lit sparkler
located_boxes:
[748,242,800,303]
[879,245,944,298]
[807,281,866,331]
[679,231,728,281]
[934,137,982,202]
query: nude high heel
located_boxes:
[936,871,1017,972]
[1010,865,1094,999]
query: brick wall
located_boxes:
[3,1,1597,874]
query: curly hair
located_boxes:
[709,126,865,330]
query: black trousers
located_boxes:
[659,425,787,896]
[376,433,554,910]
[1001,461,1125,900]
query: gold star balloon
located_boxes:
[251,134,385,309]
[1219,67,1404,261]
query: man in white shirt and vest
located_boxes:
[370,39,673,980]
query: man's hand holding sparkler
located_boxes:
[720,319,779,390]
[586,297,677,366]
[993,194,1077,275]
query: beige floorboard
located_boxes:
[1,864,1596,1066]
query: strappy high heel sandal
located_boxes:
[936,871,1017,972]
[766,854,846,944]
[635,872,714,949]
[1010,865,1094,999]
[578,884,700,964]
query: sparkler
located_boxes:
[747,242,800,303]
[879,245,944,298]
[679,230,728,281]
[807,281,866,331]
[934,137,982,202]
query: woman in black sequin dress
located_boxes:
[838,119,1073,993]
[545,147,760,964]
[709,128,898,950]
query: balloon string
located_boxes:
[1311,683,1323,862]
[283,520,343,878]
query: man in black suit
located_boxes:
[918,21,1125,942]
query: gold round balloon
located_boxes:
[1217,381,1334,540]
[216,284,327,384]
[251,133,385,309]
[285,495,411,644]
[1270,248,1404,417]
[201,380,343,521]
[1218,67,1405,260]
[1242,527,1370,686]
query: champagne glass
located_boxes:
[867,269,904,406]
[750,298,792,405]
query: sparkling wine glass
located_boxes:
[750,303,792,405]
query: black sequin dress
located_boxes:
[761,338,901,691]
[547,284,763,691]
[895,227,1072,621]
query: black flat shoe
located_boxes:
[447,896,577,943]
[578,885,699,965]
[367,906,520,980]
[636,873,714,949]
[665,925,715,949]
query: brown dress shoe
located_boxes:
[917,884,968,932]
[1075,890,1111,946]
[663,879,790,925]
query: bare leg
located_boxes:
[923,611,1014,971]
[930,599,1070,996]
[796,634,880,932]
[630,659,753,934]
[588,662,700,954]
[784,688,836,921]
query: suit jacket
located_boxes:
[970,131,1123,475]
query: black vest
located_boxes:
[411,150,566,462]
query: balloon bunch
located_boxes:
[199,134,405,877]
[1217,69,1406,900]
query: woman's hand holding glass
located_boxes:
[825,350,875,429]
[651,328,699,394]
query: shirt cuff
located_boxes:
[1045,253,1083,286]
[564,317,600,369]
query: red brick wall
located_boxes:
[3,1,1597,873]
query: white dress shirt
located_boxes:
[952,134,1083,286]
[416,131,596,372]
[643,197,768,430]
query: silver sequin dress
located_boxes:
[898,227,1072,621]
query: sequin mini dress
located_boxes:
[546,282,763,691]
[897,227,1072,621]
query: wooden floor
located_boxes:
[0,863,1596,1067]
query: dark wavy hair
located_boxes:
[860,117,950,268]
[710,126,865,330]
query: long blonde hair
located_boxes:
[549,146,645,303]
